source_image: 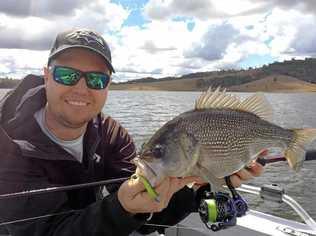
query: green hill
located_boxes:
[110,58,316,91]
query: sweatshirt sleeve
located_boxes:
[0,126,146,236]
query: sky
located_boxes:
[0,0,316,82]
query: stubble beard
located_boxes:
[58,111,92,129]
[46,104,91,131]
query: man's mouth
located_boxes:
[66,100,90,106]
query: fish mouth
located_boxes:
[133,157,158,184]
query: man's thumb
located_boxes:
[126,174,146,197]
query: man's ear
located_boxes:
[43,66,49,83]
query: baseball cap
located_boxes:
[48,29,115,73]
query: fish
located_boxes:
[133,87,316,190]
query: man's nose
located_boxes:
[73,76,89,92]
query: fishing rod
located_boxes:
[0,174,248,232]
[0,177,128,200]
[0,176,129,227]
[0,152,315,230]
[256,149,316,166]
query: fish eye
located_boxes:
[152,144,165,158]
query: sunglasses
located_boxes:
[50,66,111,90]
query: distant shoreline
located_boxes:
[1,87,315,94]
[109,88,316,93]
[109,75,316,93]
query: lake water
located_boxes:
[105,90,316,222]
[0,89,315,222]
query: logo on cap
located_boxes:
[66,30,105,48]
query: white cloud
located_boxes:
[144,0,229,21]
[222,40,269,66]
[0,0,85,17]
[72,0,129,32]
[0,14,55,50]
[184,23,239,61]
[188,7,316,69]
[244,0,316,15]
[212,0,265,16]
[0,49,48,78]
[0,0,129,79]
[0,0,129,50]
[105,6,316,81]
[144,0,316,22]
[264,8,316,57]
[0,0,315,81]
[291,23,316,56]
[111,20,194,80]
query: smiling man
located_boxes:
[0,29,263,236]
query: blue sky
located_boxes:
[0,0,315,81]
[116,0,148,27]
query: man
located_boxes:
[0,29,263,235]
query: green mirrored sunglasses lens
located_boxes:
[54,67,80,85]
[86,73,109,89]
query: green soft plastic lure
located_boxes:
[131,174,160,202]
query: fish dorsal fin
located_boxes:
[195,87,273,122]
[195,87,241,110]
[237,93,273,121]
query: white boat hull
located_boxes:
[164,211,316,236]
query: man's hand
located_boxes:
[118,175,200,214]
[230,160,264,187]
[118,160,264,214]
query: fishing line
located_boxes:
[0,209,82,226]
[0,209,202,232]
[144,223,204,231]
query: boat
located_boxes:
[140,184,316,236]
[1,181,315,236]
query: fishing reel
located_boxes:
[197,177,248,231]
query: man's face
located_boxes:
[44,48,111,129]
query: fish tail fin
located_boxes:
[286,128,316,171]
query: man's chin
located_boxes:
[61,115,92,129]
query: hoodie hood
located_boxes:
[0,74,46,127]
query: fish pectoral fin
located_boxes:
[195,164,226,192]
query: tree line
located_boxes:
[0,77,20,88]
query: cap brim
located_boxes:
[48,45,115,73]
